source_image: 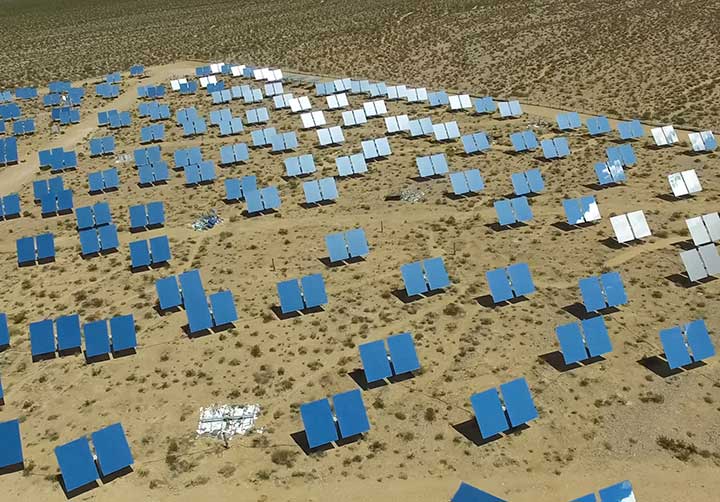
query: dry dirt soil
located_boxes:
[2,0,720,129]
[0,61,719,502]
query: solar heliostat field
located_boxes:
[0,56,717,502]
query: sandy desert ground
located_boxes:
[2,0,720,130]
[0,59,718,502]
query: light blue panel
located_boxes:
[234,143,249,162]
[474,132,491,151]
[262,185,280,209]
[598,480,634,502]
[594,162,613,185]
[346,228,369,257]
[464,169,484,192]
[579,276,606,312]
[452,482,507,502]
[303,181,322,204]
[500,377,538,427]
[409,121,424,137]
[325,233,349,263]
[146,202,164,226]
[149,236,171,263]
[362,140,378,159]
[76,206,95,230]
[619,144,636,166]
[401,262,428,296]
[48,176,64,193]
[495,200,516,226]
[462,135,478,154]
[184,165,201,185]
[110,314,137,352]
[89,138,103,156]
[199,161,215,181]
[579,196,597,220]
[431,153,448,174]
[103,168,119,188]
[567,112,581,128]
[359,340,392,383]
[685,319,715,362]
[153,162,169,182]
[93,202,111,225]
[660,327,692,369]
[285,132,299,150]
[0,419,23,468]
[511,196,533,222]
[245,190,263,214]
[511,173,530,195]
[40,194,56,215]
[300,399,338,449]
[30,319,55,355]
[572,495,597,502]
[36,233,55,259]
[507,262,535,297]
[79,229,100,255]
[219,145,234,165]
[703,134,717,151]
[417,157,434,177]
[541,139,558,159]
[555,137,571,157]
[617,122,633,140]
[556,323,588,364]
[301,274,328,309]
[91,423,134,477]
[2,193,20,217]
[54,437,98,492]
[563,199,584,225]
[333,389,370,438]
[523,131,538,150]
[84,319,110,357]
[39,150,53,167]
[582,316,613,358]
[450,172,469,195]
[606,147,622,166]
[129,205,147,230]
[387,332,420,375]
[526,169,544,192]
[630,120,644,138]
[470,388,509,438]
[225,179,241,201]
[557,114,570,130]
[509,132,526,152]
[424,257,450,290]
[184,297,213,334]
[336,156,353,177]
[129,240,151,268]
[56,190,73,212]
[600,272,627,307]
[277,279,304,313]
[486,268,513,303]
[0,313,8,347]
[209,290,238,326]
[319,177,338,200]
[56,314,82,352]
[285,157,301,177]
[608,161,625,182]
[98,225,119,250]
[156,276,181,310]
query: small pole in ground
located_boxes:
[271,258,276,271]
